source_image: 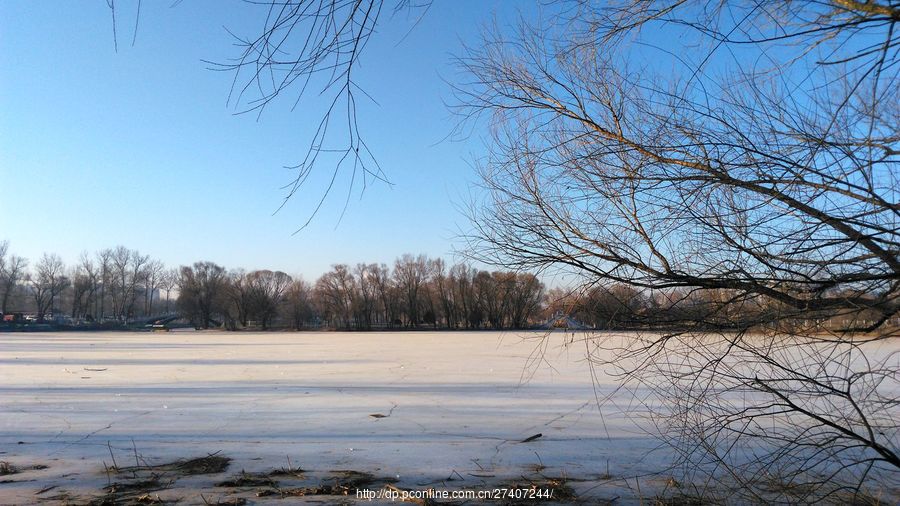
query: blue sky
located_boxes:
[0,1,540,278]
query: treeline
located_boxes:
[178,254,544,330]
[0,243,176,323]
[544,284,896,332]
[0,242,546,330]
[4,241,886,332]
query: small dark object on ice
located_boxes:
[370,404,397,419]
[521,433,542,443]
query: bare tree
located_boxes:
[450,263,481,329]
[285,278,314,329]
[95,248,113,320]
[177,261,228,329]
[30,253,69,322]
[159,268,178,315]
[0,240,7,283]
[143,259,165,316]
[460,0,899,501]
[315,264,356,328]
[226,269,253,328]
[0,248,27,315]
[105,1,445,227]
[107,246,150,321]
[473,270,501,329]
[74,253,100,321]
[431,258,455,328]
[247,269,292,329]
[353,264,379,329]
[371,262,399,327]
[393,254,430,327]
[204,0,433,226]
[507,272,544,329]
[70,262,93,320]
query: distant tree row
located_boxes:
[0,242,177,323]
[5,240,884,332]
[0,242,546,330]
[177,254,545,330]
[543,284,894,333]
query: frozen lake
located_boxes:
[0,330,792,503]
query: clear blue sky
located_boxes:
[0,1,541,279]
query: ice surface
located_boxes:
[6,330,881,504]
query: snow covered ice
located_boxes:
[2,330,867,504]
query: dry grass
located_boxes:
[0,461,18,476]
[215,471,276,488]
[492,476,577,505]
[212,468,402,499]
[115,454,231,477]
[90,476,172,506]
[89,451,233,505]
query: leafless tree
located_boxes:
[450,263,479,329]
[143,259,165,315]
[247,269,293,329]
[459,0,899,501]
[431,258,455,328]
[285,278,314,329]
[0,245,27,315]
[73,253,100,321]
[177,261,228,329]
[30,254,69,322]
[353,263,380,329]
[226,268,253,328]
[107,246,150,321]
[371,262,399,327]
[473,270,502,329]
[95,248,113,320]
[106,1,442,226]
[0,241,7,281]
[393,253,430,326]
[547,284,647,330]
[70,264,92,320]
[315,263,356,328]
[159,268,178,315]
[200,0,429,226]
[507,272,544,329]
